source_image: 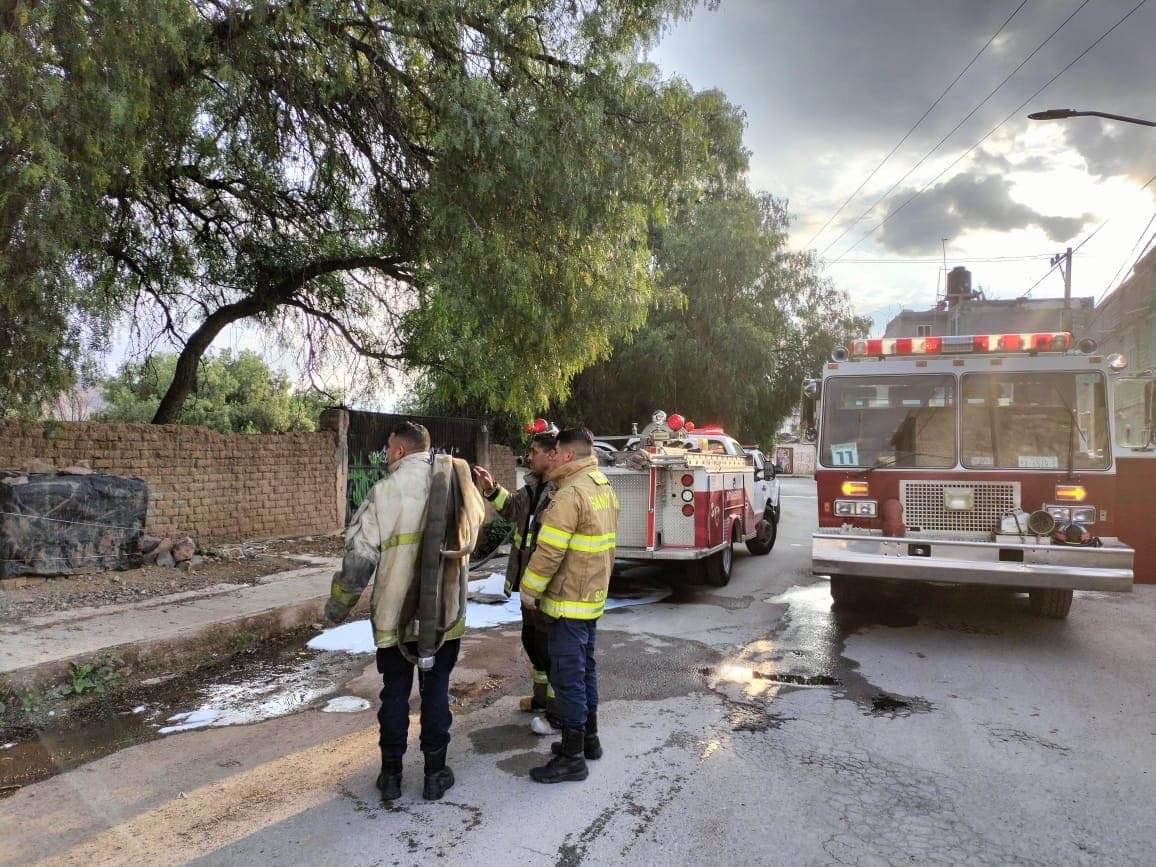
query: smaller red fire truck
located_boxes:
[810,331,1135,619]
[599,412,778,586]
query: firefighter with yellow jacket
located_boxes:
[519,427,620,784]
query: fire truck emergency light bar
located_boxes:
[848,332,1072,359]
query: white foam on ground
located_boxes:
[321,696,372,713]
[307,619,376,654]
[305,571,671,654]
[159,708,220,734]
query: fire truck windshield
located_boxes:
[961,371,1109,470]
[821,375,956,469]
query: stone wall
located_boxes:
[488,444,518,492]
[0,419,344,542]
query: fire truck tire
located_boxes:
[702,530,736,587]
[745,515,777,555]
[829,575,864,608]
[1028,588,1073,619]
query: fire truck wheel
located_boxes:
[702,530,736,587]
[829,575,863,608]
[745,516,777,556]
[1028,588,1073,619]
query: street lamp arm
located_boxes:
[1028,108,1156,128]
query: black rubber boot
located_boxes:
[376,752,403,802]
[552,711,602,760]
[422,747,455,801]
[531,728,589,783]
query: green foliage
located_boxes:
[18,688,44,716]
[476,516,515,561]
[0,0,199,415]
[555,193,869,445]
[56,661,118,698]
[2,0,731,423]
[96,350,333,433]
[346,450,388,521]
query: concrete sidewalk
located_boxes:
[0,555,343,688]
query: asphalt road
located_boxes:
[3,477,1155,866]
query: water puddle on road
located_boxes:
[700,580,934,727]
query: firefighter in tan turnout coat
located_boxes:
[519,427,620,784]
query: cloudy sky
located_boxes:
[648,0,1156,333]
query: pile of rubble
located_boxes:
[139,535,204,573]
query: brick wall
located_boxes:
[0,420,343,542]
[488,444,517,492]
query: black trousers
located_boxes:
[376,639,460,758]
[521,607,551,673]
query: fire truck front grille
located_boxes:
[607,473,650,548]
[900,481,1019,536]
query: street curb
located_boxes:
[0,594,372,695]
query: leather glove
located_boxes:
[324,596,351,625]
[519,590,537,611]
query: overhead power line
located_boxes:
[1099,211,1156,303]
[833,0,1151,263]
[830,253,1053,265]
[819,0,1094,260]
[805,0,1031,249]
[1019,212,1118,298]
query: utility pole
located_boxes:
[1051,247,1073,333]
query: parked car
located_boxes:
[744,448,782,524]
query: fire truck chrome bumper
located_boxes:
[811,532,1133,592]
[615,542,729,562]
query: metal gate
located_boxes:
[345,411,486,523]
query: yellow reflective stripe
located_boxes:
[521,568,550,593]
[503,577,513,596]
[329,577,359,607]
[567,531,616,553]
[587,470,610,485]
[373,627,398,646]
[491,487,509,510]
[540,597,605,620]
[513,529,524,547]
[381,531,422,551]
[532,670,549,684]
[398,617,465,645]
[537,524,573,551]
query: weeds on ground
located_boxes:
[56,660,118,698]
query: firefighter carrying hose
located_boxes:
[324,421,486,803]
[473,420,560,736]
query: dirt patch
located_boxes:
[0,535,343,622]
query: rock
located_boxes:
[24,459,55,474]
[178,555,205,574]
[1,475,27,487]
[156,550,176,569]
[59,461,93,475]
[139,535,163,555]
[171,536,196,564]
[145,538,173,565]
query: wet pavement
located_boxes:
[3,477,1156,866]
[0,630,370,795]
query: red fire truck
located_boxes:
[809,331,1135,619]
[600,412,778,586]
